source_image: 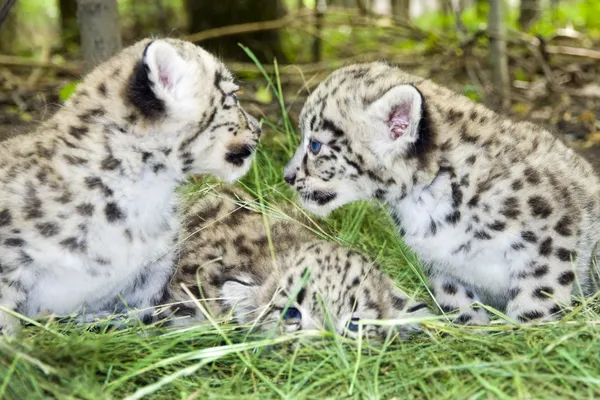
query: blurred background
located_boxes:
[0,0,599,167]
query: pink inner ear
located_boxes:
[159,69,171,89]
[388,104,411,139]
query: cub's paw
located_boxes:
[0,312,21,338]
[389,302,433,338]
[442,305,490,325]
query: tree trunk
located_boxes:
[313,0,326,62]
[76,0,121,73]
[0,0,18,54]
[59,0,79,50]
[185,0,287,63]
[518,0,540,31]
[488,0,510,108]
[391,0,410,19]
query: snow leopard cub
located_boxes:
[160,186,429,339]
[284,62,600,324]
[0,38,261,336]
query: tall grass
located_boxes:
[1,55,599,400]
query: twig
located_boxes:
[182,9,315,43]
[546,45,600,61]
[0,54,81,74]
[0,0,16,29]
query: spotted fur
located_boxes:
[0,38,261,336]
[159,186,429,339]
[284,62,600,324]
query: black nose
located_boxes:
[284,173,296,185]
[225,145,255,167]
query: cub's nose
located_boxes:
[225,144,255,166]
[284,173,296,185]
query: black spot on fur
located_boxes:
[451,183,463,208]
[511,242,526,250]
[528,196,553,219]
[76,203,95,216]
[426,219,436,235]
[518,310,544,322]
[321,119,345,137]
[538,237,553,257]
[64,155,88,165]
[455,314,472,324]
[500,197,521,219]
[465,155,476,165]
[474,230,492,240]
[508,287,521,300]
[4,238,25,247]
[60,237,86,252]
[153,163,166,173]
[35,222,60,237]
[556,248,576,262]
[98,82,107,96]
[391,296,406,310]
[406,303,428,313]
[488,220,506,231]
[24,184,43,219]
[558,271,575,285]
[524,167,541,185]
[521,231,537,243]
[127,42,166,119]
[445,210,461,225]
[554,215,573,237]
[101,155,121,171]
[84,176,113,197]
[296,288,306,305]
[511,179,523,191]
[533,286,554,299]
[0,209,11,227]
[442,282,458,295]
[309,191,337,205]
[467,194,479,208]
[533,264,549,277]
[69,126,89,140]
[105,202,125,222]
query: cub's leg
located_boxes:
[430,275,489,324]
[80,257,175,325]
[505,261,575,323]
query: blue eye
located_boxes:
[230,92,238,104]
[282,307,301,321]
[309,139,322,154]
[347,317,360,332]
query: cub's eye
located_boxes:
[347,317,360,332]
[282,307,301,322]
[309,139,322,154]
[230,92,238,104]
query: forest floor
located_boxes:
[1,34,600,399]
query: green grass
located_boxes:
[2,54,600,400]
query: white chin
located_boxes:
[221,163,252,183]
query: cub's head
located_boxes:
[283,62,433,216]
[70,38,261,182]
[221,241,429,339]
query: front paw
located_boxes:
[441,304,490,325]
[0,312,21,338]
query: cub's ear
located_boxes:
[128,40,191,118]
[368,85,423,141]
